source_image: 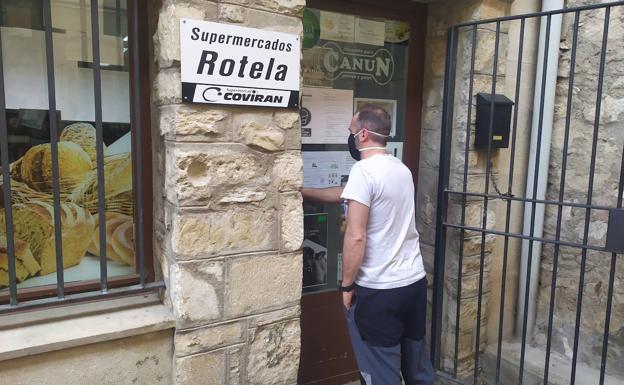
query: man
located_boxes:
[302,105,434,385]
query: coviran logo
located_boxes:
[202,87,284,104]
[321,42,394,85]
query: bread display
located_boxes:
[60,122,105,165]
[0,235,41,287]
[10,201,95,275]
[0,121,133,288]
[70,153,133,216]
[87,212,135,266]
[20,142,93,193]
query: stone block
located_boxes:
[247,7,303,35]
[225,252,302,317]
[175,350,225,385]
[165,142,271,206]
[450,234,497,260]
[283,118,302,150]
[218,3,247,23]
[246,319,301,385]
[170,206,277,259]
[154,68,182,106]
[280,192,303,252]
[419,128,442,170]
[273,111,300,130]
[159,104,233,141]
[155,2,216,68]
[240,121,285,152]
[446,268,491,300]
[273,151,303,192]
[175,321,245,357]
[227,346,243,384]
[250,0,305,17]
[247,305,301,328]
[169,260,224,328]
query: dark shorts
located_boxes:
[354,277,428,347]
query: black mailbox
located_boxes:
[474,93,514,149]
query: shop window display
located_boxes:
[0,0,133,293]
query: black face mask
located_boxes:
[348,134,360,161]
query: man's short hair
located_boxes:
[355,104,391,144]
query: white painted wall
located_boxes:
[1,1,130,123]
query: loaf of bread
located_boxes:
[10,201,95,275]
[0,235,41,287]
[20,142,93,193]
[87,212,134,266]
[60,122,105,165]
[70,153,133,216]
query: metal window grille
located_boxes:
[431,1,624,385]
[0,0,162,313]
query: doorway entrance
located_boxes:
[297,1,427,384]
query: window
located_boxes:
[0,0,153,309]
[301,7,412,293]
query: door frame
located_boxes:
[298,1,428,384]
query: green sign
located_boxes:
[302,9,320,49]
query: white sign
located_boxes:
[301,87,354,144]
[320,11,355,43]
[302,151,357,188]
[180,19,301,108]
[355,18,385,46]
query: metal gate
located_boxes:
[431,2,624,385]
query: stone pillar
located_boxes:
[417,0,511,379]
[150,1,305,384]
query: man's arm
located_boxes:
[301,187,344,204]
[341,200,369,309]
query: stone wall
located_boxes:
[0,331,173,385]
[150,1,305,384]
[534,1,624,377]
[417,0,512,379]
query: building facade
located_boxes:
[0,1,622,385]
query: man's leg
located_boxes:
[401,337,434,385]
[401,278,434,385]
[345,303,402,385]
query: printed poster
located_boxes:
[320,11,355,43]
[303,214,329,289]
[355,18,385,46]
[353,97,398,138]
[301,87,354,144]
[302,151,357,189]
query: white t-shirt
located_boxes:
[341,153,426,289]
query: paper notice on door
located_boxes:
[355,18,385,46]
[301,87,354,144]
[386,142,404,160]
[320,11,355,43]
[302,151,357,189]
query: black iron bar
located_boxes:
[599,140,624,385]
[43,0,65,299]
[570,7,610,385]
[543,11,580,385]
[442,223,611,253]
[130,0,146,286]
[519,14,551,383]
[431,25,458,368]
[495,17,525,385]
[0,281,165,315]
[91,0,108,293]
[454,0,624,28]
[474,21,501,385]
[445,190,614,212]
[453,24,478,379]
[0,27,18,306]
